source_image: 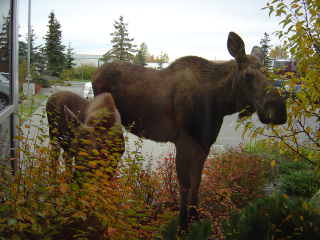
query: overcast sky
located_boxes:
[18,0,282,61]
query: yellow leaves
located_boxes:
[37,146,47,154]
[92,149,100,156]
[71,211,87,221]
[271,160,277,168]
[51,127,58,133]
[15,135,25,141]
[106,227,117,238]
[291,3,300,8]
[81,139,93,145]
[285,214,293,221]
[59,183,69,194]
[302,201,309,210]
[78,151,89,157]
[95,169,106,177]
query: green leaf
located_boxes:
[7,218,17,225]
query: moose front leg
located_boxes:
[189,151,208,219]
[175,134,209,229]
[175,143,191,230]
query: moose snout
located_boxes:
[263,100,287,125]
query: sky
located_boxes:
[18,0,283,62]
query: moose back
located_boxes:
[92,32,287,228]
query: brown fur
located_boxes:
[46,91,124,177]
[92,32,287,228]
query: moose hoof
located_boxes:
[189,206,199,221]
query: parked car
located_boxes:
[83,82,94,99]
[273,79,301,99]
[0,73,10,111]
[271,59,297,77]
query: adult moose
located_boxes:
[92,32,287,228]
[46,91,124,178]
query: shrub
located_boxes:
[244,140,286,161]
[201,149,270,210]
[222,194,320,240]
[160,218,212,240]
[72,65,98,81]
[60,68,75,82]
[151,148,271,239]
[279,170,320,198]
[278,159,312,176]
[0,121,174,239]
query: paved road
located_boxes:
[20,81,290,168]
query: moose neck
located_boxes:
[205,60,247,117]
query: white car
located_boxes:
[83,82,94,99]
[0,73,10,111]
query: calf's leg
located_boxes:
[49,138,61,176]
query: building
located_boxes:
[73,54,103,67]
[0,0,19,173]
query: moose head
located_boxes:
[228,32,287,124]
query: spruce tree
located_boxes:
[108,15,136,62]
[260,32,272,72]
[44,11,66,77]
[19,41,28,62]
[156,51,169,69]
[28,29,46,75]
[134,42,148,66]
[65,42,75,69]
[0,15,10,64]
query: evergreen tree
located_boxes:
[156,51,169,69]
[44,11,66,77]
[65,42,75,69]
[107,15,137,62]
[259,32,272,72]
[134,42,148,66]
[0,15,10,65]
[28,29,46,75]
[19,41,28,62]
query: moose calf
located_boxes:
[46,91,124,178]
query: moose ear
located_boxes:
[227,32,246,63]
[251,46,264,65]
[64,105,81,129]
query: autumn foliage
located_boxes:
[0,122,273,240]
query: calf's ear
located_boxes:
[227,32,246,65]
[64,105,81,129]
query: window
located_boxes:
[0,0,12,112]
[0,0,18,174]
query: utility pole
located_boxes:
[26,0,33,96]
